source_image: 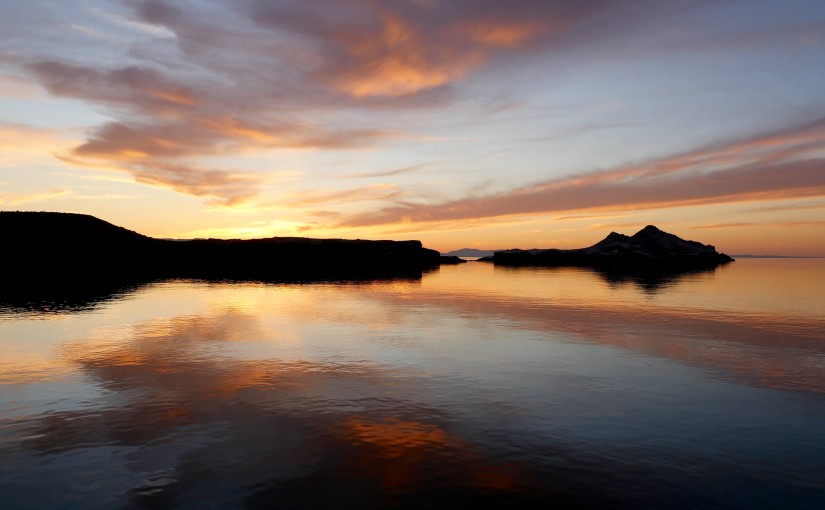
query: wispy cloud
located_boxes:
[131,162,263,207]
[0,189,71,206]
[23,59,400,205]
[0,122,78,167]
[285,184,404,208]
[0,73,38,98]
[339,117,825,227]
[691,221,825,230]
[342,164,429,179]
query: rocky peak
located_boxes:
[628,226,712,256]
[636,225,663,235]
[583,231,630,254]
[580,225,721,258]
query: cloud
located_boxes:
[0,189,71,206]
[342,163,429,179]
[7,0,817,213]
[690,221,825,230]
[249,0,629,99]
[284,183,404,208]
[23,59,400,205]
[339,117,825,227]
[131,162,263,206]
[748,200,825,214]
[6,0,655,206]
[0,122,78,167]
[0,73,38,98]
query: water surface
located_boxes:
[1,259,824,508]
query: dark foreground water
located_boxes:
[1,259,824,509]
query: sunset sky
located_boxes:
[2,0,825,255]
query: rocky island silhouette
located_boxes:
[486,225,734,290]
[491,225,733,269]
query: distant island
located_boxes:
[442,248,497,258]
[730,254,820,259]
[1,212,458,284]
[491,225,734,271]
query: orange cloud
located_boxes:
[131,161,264,207]
[462,20,545,47]
[690,220,825,230]
[23,59,404,205]
[0,122,78,166]
[325,10,550,98]
[145,88,197,107]
[0,189,71,205]
[342,163,429,179]
[285,184,403,208]
[332,14,479,98]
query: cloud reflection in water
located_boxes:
[1,262,824,508]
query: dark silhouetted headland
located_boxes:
[1,212,445,285]
[493,225,734,271]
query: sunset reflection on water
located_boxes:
[1,260,824,508]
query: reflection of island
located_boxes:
[2,212,447,284]
[590,264,724,293]
[491,226,733,286]
[494,264,723,293]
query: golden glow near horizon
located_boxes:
[1,1,825,255]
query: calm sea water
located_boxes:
[1,259,823,509]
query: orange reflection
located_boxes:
[0,356,70,385]
[339,415,528,494]
[339,416,452,492]
[207,364,272,397]
[163,405,193,421]
[344,417,447,457]
[472,463,522,492]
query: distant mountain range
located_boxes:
[493,225,733,270]
[442,248,498,257]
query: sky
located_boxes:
[1,0,825,255]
